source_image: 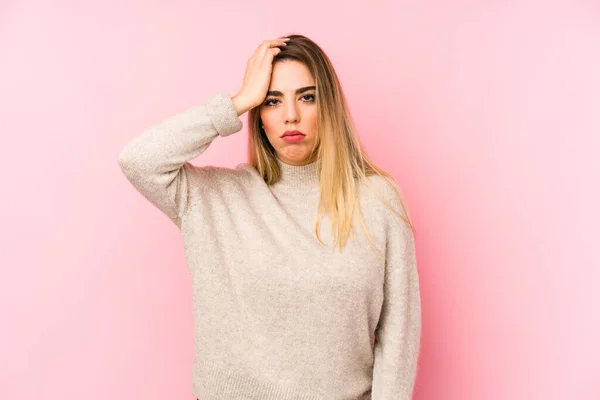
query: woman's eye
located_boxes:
[264,94,315,107]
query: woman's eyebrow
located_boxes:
[266,86,316,97]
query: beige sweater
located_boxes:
[117,91,421,399]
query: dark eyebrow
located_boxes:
[266,86,316,97]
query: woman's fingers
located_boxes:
[258,38,289,52]
[235,38,290,113]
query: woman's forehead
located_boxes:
[270,61,315,91]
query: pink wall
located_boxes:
[2,1,599,399]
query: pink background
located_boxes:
[1,1,599,399]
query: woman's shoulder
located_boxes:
[360,174,404,203]
[185,162,264,195]
[359,173,411,222]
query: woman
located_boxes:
[118,34,421,400]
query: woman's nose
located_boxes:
[285,102,299,123]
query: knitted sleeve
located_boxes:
[371,184,422,399]
[117,91,243,228]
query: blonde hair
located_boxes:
[247,34,415,255]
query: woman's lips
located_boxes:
[281,134,306,143]
[281,130,305,137]
[281,130,306,143]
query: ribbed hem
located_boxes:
[192,365,323,400]
[204,91,244,137]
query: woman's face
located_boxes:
[259,60,318,166]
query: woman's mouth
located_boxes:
[282,134,306,143]
[281,130,306,143]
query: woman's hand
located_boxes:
[232,38,290,116]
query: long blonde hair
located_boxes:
[247,34,415,255]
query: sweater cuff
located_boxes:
[205,91,244,137]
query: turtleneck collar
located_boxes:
[273,155,320,192]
